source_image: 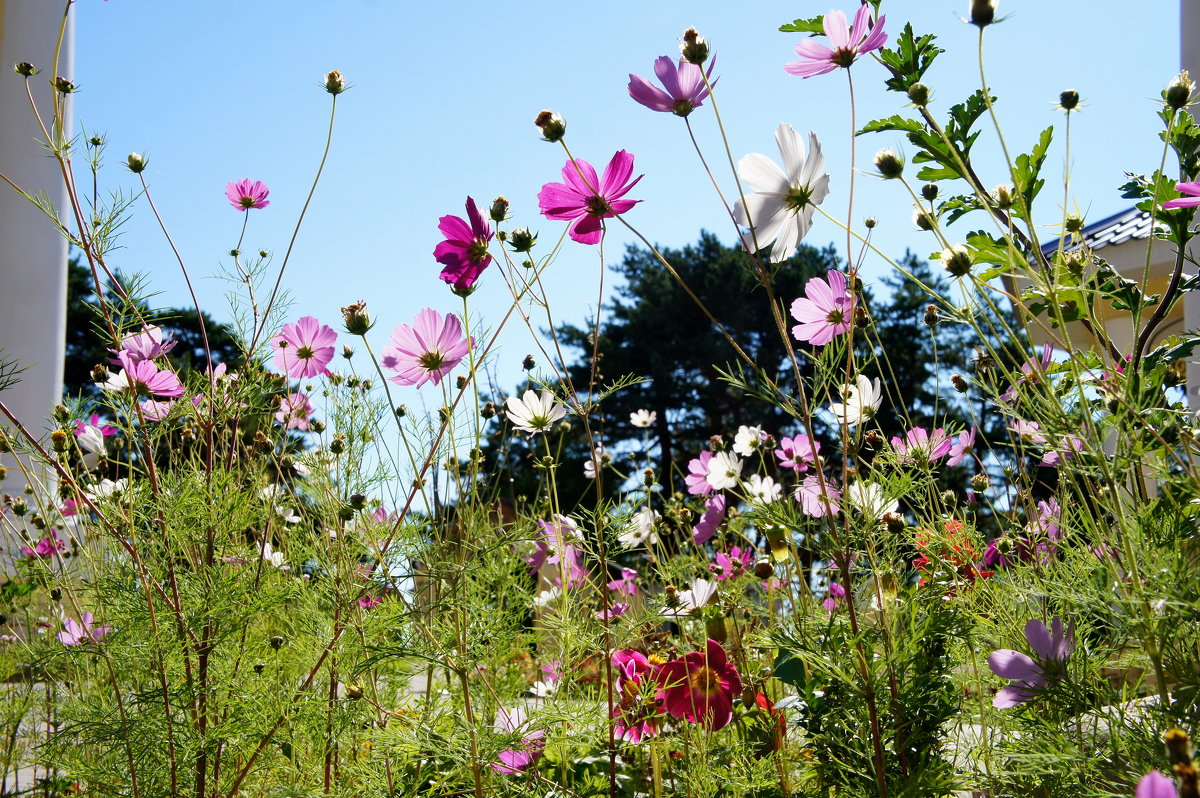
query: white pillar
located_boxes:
[1184,0,1200,409]
[0,1,72,532]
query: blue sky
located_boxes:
[73,1,1181,399]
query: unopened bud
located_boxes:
[13,62,37,77]
[1059,89,1080,111]
[971,472,990,492]
[323,70,346,95]
[874,148,904,179]
[342,345,354,360]
[1164,728,1192,766]
[680,27,709,65]
[864,216,877,229]
[664,585,679,604]
[489,196,509,223]
[643,468,655,487]
[864,430,883,449]
[49,587,62,601]
[439,406,452,424]
[1166,71,1195,111]
[940,244,973,277]
[481,401,496,419]
[992,184,1014,210]
[126,153,148,174]
[52,76,75,94]
[269,635,285,650]
[853,306,870,328]
[923,304,940,327]
[535,110,566,143]
[456,375,468,390]
[1065,213,1085,235]
[309,419,326,433]
[522,354,535,371]
[557,420,572,434]
[921,183,939,201]
[340,301,372,335]
[349,493,367,511]
[394,404,407,418]
[951,374,969,393]
[10,497,27,517]
[329,435,346,455]
[753,559,775,580]
[970,0,997,28]
[52,404,70,423]
[913,206,934,231]
[344,682,364,700]
[50,430,70,452]
[907,82,930,107]
[509,227,537,253]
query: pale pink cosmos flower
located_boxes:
[1040,436,1085,466]
[116,325,176,362]
[685,450,714,496]
[692,493,726,545]
[891,427,953,465]
[628,55,717,117]
[271,316,337,379]
[775,433,819,472]
[380,308,471,388]
[139,399,175,421]
[608,567,639,597]
[538,150,643,245]
[1162,182,1200,210]
[791,270,854,345]
[433,196,494,293]
[795,475,840,517]
[58,612,110,646]
[276,392,314,430]
[946,427,977,466]
[784,6,888,78]
[226,179,270,211]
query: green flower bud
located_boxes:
[535,110,566,143]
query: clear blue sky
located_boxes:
[73,1,1180,399]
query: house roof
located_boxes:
[1039,206,1158,256]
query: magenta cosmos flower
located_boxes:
[891,426,954,465]
[491,705,545,775]
[434,196,494,292]
[656,638,743,731]
[380,308,470,388]
[784,6,888,78]
[271,316,337,379]
[791,270,854,346]
[1137,771,1178,798]
[1163,182,1200,209]
[611,650,662,743]
[628,55,717,117]
[102,351,186,398]
[58,612,110,646]
[225,179,270,211]
[987,616,1074,708]
[538,150,643,245]
[692,493,726,545]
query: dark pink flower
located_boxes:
[822,581,846,612]
[692,494,726,545]
[21,529,64,559]
[491,706,545,775]
[891,427,953,465]
[434,196,494,292]
[358,594,382,610]
[1162,182,1200,210]
[784,6,887,78]
[987,616,1074,708]
[775,433,819,472]
[276,392,314,430]
[538,150,642,245]
[595,602,629,621]
[628,55,717,117]
[225,178,270,211]
[790,271,854,346]
[380,308,470,388]
[103,351,185,398]
[611,650,662,743]
[711,545,751,580]
[271,316,337,379]
[656,639,743,731]
[58,612,110,646]
[1136,771,1178,798]
[685,450,714,496]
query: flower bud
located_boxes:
[338,505,355,522]
[349,493,367,511]
[1166,71,1194,111]
[522,354,535,370]
[873,148,904,179]
[489,196,509,223]
[680,28,709,65]
[52,76,75,94]
[535,110,566,143]
[907,82,930,107]
[91,363,109,384]
[992,184,1014,210]
[269,635,285,650]
[50,430,70,453]
[1058,89,1080,111]
[508,227,537,253]
[971,472,990,492]
[324,70,346,95]
[913,206,934,231]
[853,306,870,328]
[13,62,38,77]
[438,406,452,424]
[342,345,354,360]
[10,497,27,517]
[882,512,905,535]
[310,419,326,433]
[395,404,407,418]
[330,435,346,455]
[864,430,883,449]
[923,304,940,328]
[753,559,775,580]
[340,301,372,335]
[253,663,265,674]
[704,616,728,644]
[344,682,364,700]
[1164,728,1192,766]
[52,404,70,423]
[970,0,997,28]
[940,244,973,277]
[557,420,572,435]
[951,374,969,393]
[921,183,939,201]
[480,401,495,419]
[455,375,468,390]
[864,216,877,229]
[0,466,7,481]
[126,152,148,174]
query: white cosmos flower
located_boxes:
[533,586,561,608]
[664,577,719,617]
[505,389,566,434]
[732,425,767,457]
[743,474,783,504]
[733,123,831,263]
[86,478,127,501]
[705,451,743,491]
[259,540,287,569]
[630,409,656,428]
[829,374,882,428]
[619,508,660,549]
[75,424,107,455]
[583,443,611,479]
[846,481,899,521]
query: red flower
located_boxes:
[655,639,742,731]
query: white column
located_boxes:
[0,1,72,533]
[1184,0,1200,409]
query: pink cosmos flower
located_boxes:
[822,582,846,612]
[276,392,314,430]
[523,515,579,575]
[139,399,175,421]
[775,433,819,472]
[692,494,726,545]
[796,475,840,518]
[987,616,1074,708]
[627,55,717,117]
[790,271,854,346]
[225,179,270,211]
[1162,182,1200,210]
[685,451,714,496]
[491,706,545,775]
[380,308,470,388]
[537,150,643,245]
[116,325,176,362]
[946,427,977,467]
[656,639,743,731]
[608,567,639,597]
[1040,436,1085,467]
[1136,771,1178,798]
[891,427,953,465]
[711,546,751,581]
[270,316,337,379]
[784,6,888,78]
[434,196,494,293]
[1001,343,1054,403]
[21,529,64,559]
[358,595,382,610]
[612,649,662,743]
[58,612,110,646]
[595,603,629,621]
[104,351,186,398]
